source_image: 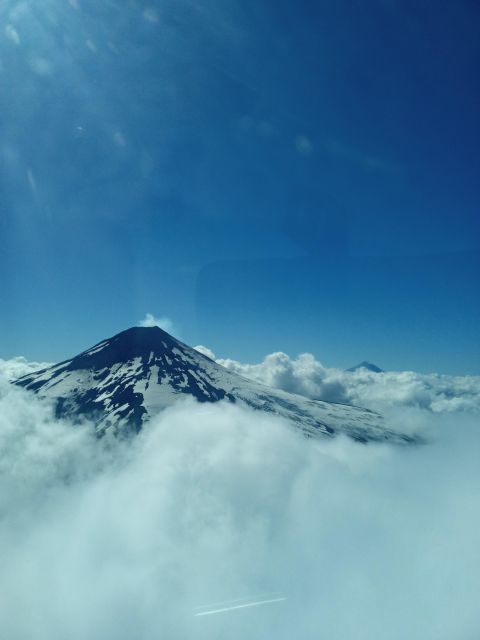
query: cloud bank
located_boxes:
[215,352,480,414]
[0,376,479,639]
[0,355,52,381]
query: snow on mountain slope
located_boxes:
[14,327,418,444]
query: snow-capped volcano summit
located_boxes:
[14,327,417,444]
[15,327,231,430]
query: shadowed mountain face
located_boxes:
[347,361,384,373]
[15,327,417,444]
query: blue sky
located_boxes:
[1,0,479,373]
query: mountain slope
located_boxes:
[347,361,384,373]
[14,327,416,444]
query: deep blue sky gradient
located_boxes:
[1,0,479,373]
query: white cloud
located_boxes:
[216,352,480,414]
[194,345,216,360]
[139,313,176,335]
[218,351,348,403]
[0,381,479,639]
[0,356,52,381]
[341,368,480,413]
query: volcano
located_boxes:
[14,327,416,444]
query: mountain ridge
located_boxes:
[347,361,384,373]
[14,327,417,444]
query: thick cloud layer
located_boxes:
[0,355,51,380]
[0,377,479,639]
[210,351,480,413]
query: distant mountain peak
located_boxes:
[347,361,384,373]
[14,329,415,444]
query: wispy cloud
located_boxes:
[193,345,216,360]
[138,313,177,335]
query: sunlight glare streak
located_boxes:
[194,597,287,617]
